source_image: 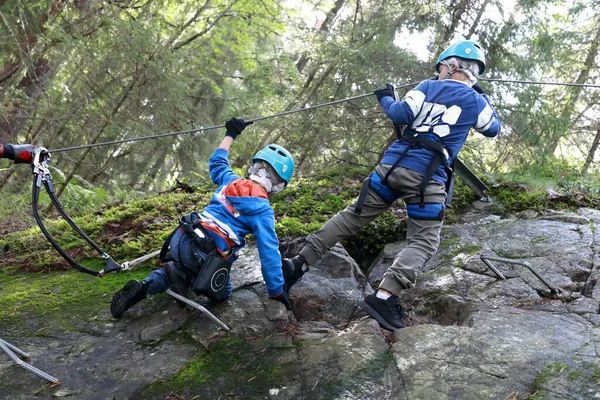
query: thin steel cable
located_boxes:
[49,77,600,153]
[480,77,600,88]
[51,84,418,153]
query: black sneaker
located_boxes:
[110,280,148,318]
[282,255,308,292]
[359,293,406,331]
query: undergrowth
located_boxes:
[1,161,599,333]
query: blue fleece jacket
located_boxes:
[201,148,284,297]
[379,79,501,184]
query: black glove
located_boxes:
[0,144,36,164]
[472,82,486,94]
[271,290,292,310]
[282,255,308,293]
[373,83,395,102]
[225,118,253,139]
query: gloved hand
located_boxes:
[0,144,36,164]
[225,118,253,139]
[282,255,308,293]
[472,82,486,94]
[271,290,292,310]
[373,83,395,102]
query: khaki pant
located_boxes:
[299,164,447,296]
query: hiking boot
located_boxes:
[359,293,406,331]
[282,255,308,292]
[111,280,148,318]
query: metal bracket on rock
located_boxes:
[480,255,559,295]
[0,338,59,384]
[166,289,230,331]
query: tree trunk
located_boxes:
[432,0,469,56]
[548,24,600,153]
[465,0,491,40]
[52,67,144,202]
[0,58,51,142]
[295,0,346,73]
[581,127,600,175]
[0,0,67,142]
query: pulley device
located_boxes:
[30,147,124,277]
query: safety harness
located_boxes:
[354,88,455,217]
[159,213,235,299]
[30,148,122,276]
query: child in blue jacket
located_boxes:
[111,118,304,317]
[285,40,501,331]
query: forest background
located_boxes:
[1,0,600,235]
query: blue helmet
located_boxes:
[252,144,294,185]
[436,40,486,75]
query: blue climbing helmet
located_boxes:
[435,40,486,75]
[252,144,294,185]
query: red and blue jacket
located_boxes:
[199,148,284,297]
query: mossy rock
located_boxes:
[138,336,299,399]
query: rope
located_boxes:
[48,77,600,153]
[51,83,418,153]
[480,77,600,89]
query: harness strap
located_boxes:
[159,227,178,263]
[444,160,456,206]
[382,143,413,186]
[360,134,453,215]
[354,174,372,215]
[417,151,443,206]
[409,135,452,206]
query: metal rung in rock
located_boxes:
[166,289,230,331]
[480,255,559,294]
[0,338,59,384]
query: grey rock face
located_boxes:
[2,208,600,399]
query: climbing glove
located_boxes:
[0,144,36,164]
[373,83,395,102]
[272,290,292,310]
[472,82,486,94]
[225,118,253,140]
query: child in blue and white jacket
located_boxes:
[111,118,303,318]
[287,40,502,331]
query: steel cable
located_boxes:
[48,77,600,154]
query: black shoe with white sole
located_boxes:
[359,293,406,331]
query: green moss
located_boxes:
[0,262,154,332]
[533,363,567,387]
[342,210,406,269]
[445,178,479,224]
[568,370,583,380]
[439,241,482,267]
[424,297,450,315]
[142,336,296,399]
[440,235,462,248]
[319,348,396,397]
[530,236,549,245]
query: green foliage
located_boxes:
[490,159,600,214]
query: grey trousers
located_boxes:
[299,164,447,295]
